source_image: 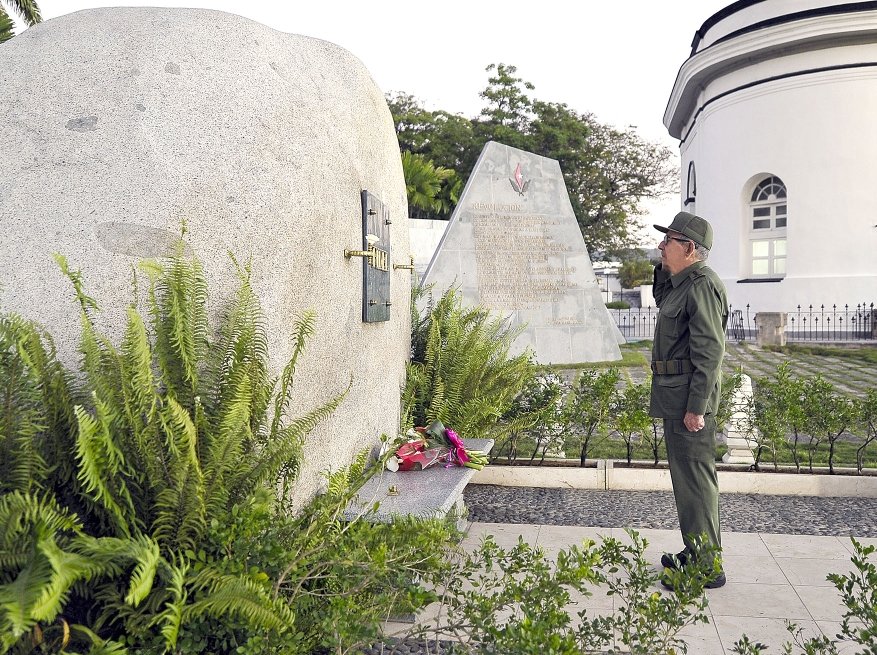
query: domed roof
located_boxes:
[691,0,863,53]
[665,0,877,138]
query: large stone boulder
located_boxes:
[0,8,411,504]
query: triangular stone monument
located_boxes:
[422,141,623,364]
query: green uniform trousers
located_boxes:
[664,417,721,555]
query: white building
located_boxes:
[665,0,877,317]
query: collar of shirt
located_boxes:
[669,260,707,288]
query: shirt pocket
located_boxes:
[652,373,692,417]
[658,304,684,339]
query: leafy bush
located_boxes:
[605,300,630,309]
[403,286,537,440]
[563,367,620,466]
[751,363,875,474]
[618,257,653,289]
[612,377,652,465]
[0,250,460,654]
[495,372,568,464]
[420,529,717,655]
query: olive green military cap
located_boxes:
[654,211,713,250]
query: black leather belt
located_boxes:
[651,359,694,375]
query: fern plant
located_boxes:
[402,286,537,441]
[0,249,346,653]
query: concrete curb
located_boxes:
[473,461,877,497]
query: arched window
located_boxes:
[684,161,696,212]
[748,175,787,278]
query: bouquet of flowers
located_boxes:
[386,420,489,472]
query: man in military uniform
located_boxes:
[650,212,729,589]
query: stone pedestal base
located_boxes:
[756,312,787,347]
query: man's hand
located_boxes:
[683,411,705,432]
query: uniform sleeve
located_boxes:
[685,279,726,415]
[652,263,671,308]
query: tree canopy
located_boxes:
[388,63,677,257]
[0,0,41,43]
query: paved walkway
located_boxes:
[456,486,877,653]
[461,521,871,654]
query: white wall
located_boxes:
[671,5,877,314]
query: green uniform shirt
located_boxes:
[649,261,729,419]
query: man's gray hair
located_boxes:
[694,243,710,261]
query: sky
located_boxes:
[20,0,733,240]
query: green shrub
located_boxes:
[605,300,630,309]
[612,377,652,464]
[403,286,537,440]
[1,249,416,653]
[618,257,653,289]
[495,372,568,464]
[563,368,620,466]
[422,529,716,655]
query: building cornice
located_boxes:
[664,11,877,139]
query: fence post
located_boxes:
[872,308,877,339]
[756,312,787,347]
[722,374,755,465]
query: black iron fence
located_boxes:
[786,303,875,342]
[609,303,876,342]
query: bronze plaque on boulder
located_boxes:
[360,190,391,322]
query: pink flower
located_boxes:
[444,428,469,464]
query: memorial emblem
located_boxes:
[509,163,530,196]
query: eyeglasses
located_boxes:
[662,235,693,246]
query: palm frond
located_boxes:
[118,307,164,487]
[0,546,54,642]
[0,9,14,44]
[30,538,100,622]
[402,287,534,438]
[152,397,205,552]
[148,249,209,409]
[3,0,41,25]
[0,493,86,644]
[53,254,100,318]
[1,314,79,495]
[0,316,48,493]
[123,536,160,607]
[0,491,82,567]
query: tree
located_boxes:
[401,151,459,218]
[388,64,677,255]
[0,0,41,43]
[475,63,535,151]
[612,377,652,465]
[618,257,653,289]
[388,93,473,219]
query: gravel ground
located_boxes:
[464,485,877,537]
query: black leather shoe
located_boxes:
[660,549,691,569]
[661,570,726,590]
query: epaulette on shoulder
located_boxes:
[688,268,706,281]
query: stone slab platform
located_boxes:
[344,438,494,524]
